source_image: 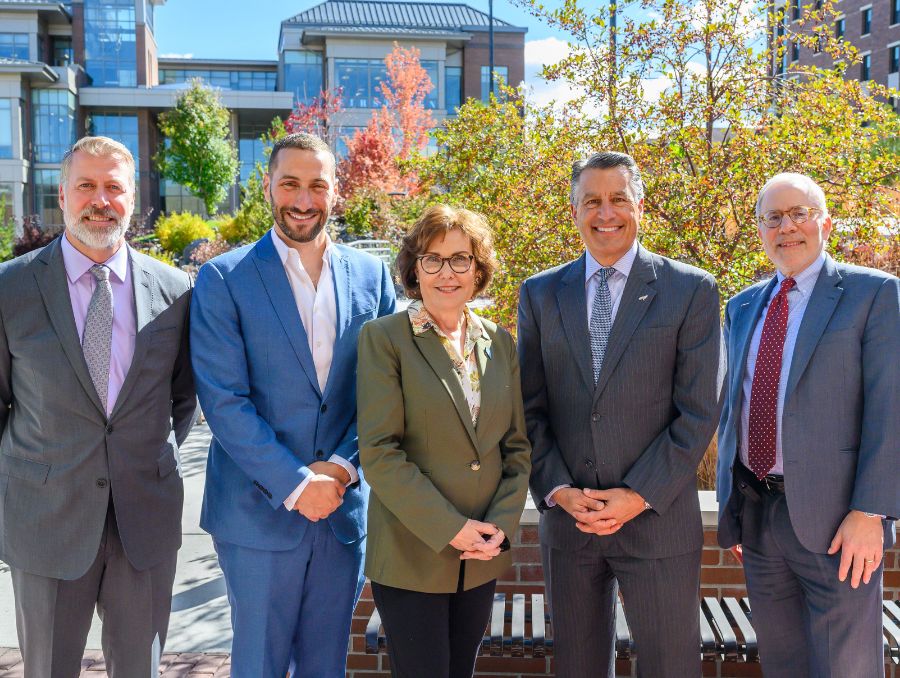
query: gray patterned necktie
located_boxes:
[83,264,113,413]
[589,267,614,384]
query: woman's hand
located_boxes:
[450,520,505,560]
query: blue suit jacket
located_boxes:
[716,256,898,553]
[191,232,396,550]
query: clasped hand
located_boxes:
[552,487,648,535]
[292,461,350,522]
[450,519,506,561]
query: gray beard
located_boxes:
[65,207,129,250]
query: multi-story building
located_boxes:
[0,0,526,229]
[773,0,900,108]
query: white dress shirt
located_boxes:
[739,252,826,474]
[270,230,358,509]
[546,240,639,507]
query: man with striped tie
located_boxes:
[518,151,725,677]
[716,172,899,678]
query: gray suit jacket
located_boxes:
[0,237,197,580]
[717,256,899,553]
[518,245,725,559]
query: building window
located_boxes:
[34,169,62,226]
[143,0,155,31]
[481,65,508,101]
[88,111,140,211]
[861,7,872,36]
[893,0,900,25]
[0,33,29,60]
[0,100,12,159]
[791,40,800,62]
[791,0,800,21]
[336,58,387,109]
[159,69,276,91]
[238,120,270,185]
[861,53,871,81]
[421,60,439,110]
[445,67,462,112]
[84,0,137,87]
[32,90,76,164]
[160,179,207,216]
[284,51,324,105]
[835,17,845,39]
[890,45,900,73]
[335,127,365,158]
[52,37,73,66]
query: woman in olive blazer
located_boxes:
[357,205,531,678]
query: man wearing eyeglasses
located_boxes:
[716,172,899,678]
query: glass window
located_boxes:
[0,33,29,60]
[52,37,73,67]
[336,58,387,109]
[791,0,800,21]
[0,100,12,159]
[84,0,137,87]
[861,53,871,81]
[34,169,62,227]
[143,0,155,31]
[160,179,207,216]
[890,45,900,73]
[159,69,275,91]
[421,60,439,110]
[446,67,462,112]
[32,90,76,164]
[238,138,266,184]
[284,51,324,105]
[335,127,365,158]
[835,17,845,39]
[791,40,800,62]
[861,7,872,36]
[481,65,508,101]
[89,112,140,211]
[894,0,900,25]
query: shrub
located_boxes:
[13,217,61,257]
[191,237,235,266]
[155,211,215,255]
[219,171,271,244]
[0,196,13,262]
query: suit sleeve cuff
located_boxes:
[328,454,359,485]
[545,484,571,508]
[283,476,312,510]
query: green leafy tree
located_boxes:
[155,80,240,215]
[0,196,14,262]
[220,170,272,244]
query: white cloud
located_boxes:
[524,37,573,67]
[159,52,194,59]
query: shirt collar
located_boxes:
[585,239,638,284]
[407,299,487,342]
[60,232,129,284]
[270,228,333,269]
[773,251,826,300]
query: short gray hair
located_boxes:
[269,132,335,175]
[755,172,828,218]
[60,136,136,189]
[571,151,644,205]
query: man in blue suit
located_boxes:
[717,172,898,678]
[191,132,396,677]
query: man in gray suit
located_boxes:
[518,151,724,677]
[716,172,898,678]
[0,136,196,677]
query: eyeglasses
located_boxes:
[758,205,822,229]
[417,253,475,274]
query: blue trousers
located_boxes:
[215,521,365,678]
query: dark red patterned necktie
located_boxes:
[748,277,796,480]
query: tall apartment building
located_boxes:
[773,0,900,106]
[0,0,526,228]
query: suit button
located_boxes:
[105,425,113,434]
[316,450,324,459]
[584,459,594,468]
[320,404,327,413]
[96,478,108,488]
[469,460,481,471]
[591,413,601,422]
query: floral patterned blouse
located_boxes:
[408,299,486,426]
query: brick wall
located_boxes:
[346,516,900,678]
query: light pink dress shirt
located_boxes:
[60,234,136,416]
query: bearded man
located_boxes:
[0,135,197,677]
[189,132,396,677]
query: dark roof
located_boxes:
[283,0,526,32]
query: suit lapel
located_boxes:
[730,278,777,412]
[413,331,479,451]
[556,255,595,394]
[252,234,321,396]
[785,257,842,401]
[473,332,497,434]
[32,238,106,417]
[593,245,657,401]
[110,251,154,418]
[331,247,351,342]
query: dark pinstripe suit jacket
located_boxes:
[518,245,725,559]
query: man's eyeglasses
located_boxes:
[417,254,475,274]
[758,206,822,229]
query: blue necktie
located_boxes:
[589,267,614,384]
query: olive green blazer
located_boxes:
[357,310,531,593]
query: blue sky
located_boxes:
[154,0,574,103]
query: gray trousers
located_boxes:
[545,542,701,678]
[10,503,177,678]
[740,490,884,678]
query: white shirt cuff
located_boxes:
[283,476,312,510]
[328,454,359,485]
[545,484,571,508]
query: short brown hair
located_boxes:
[396,204,498,300]
[60,136,136,189]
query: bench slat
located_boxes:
[510,593,526,657]
[531,593,547,659]
[489,593,506,657]
[722,597,758,662]
[615,599,634,659]
[703,597,738,661]
[882,601,900,665]
[365,608,382,655]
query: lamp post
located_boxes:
[489,0,495,98]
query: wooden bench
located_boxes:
[366,593,900,666]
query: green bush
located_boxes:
[155,211,215,255]
[0,196,13,263]
[219,171,272,244]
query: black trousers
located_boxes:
[371,566,496,678]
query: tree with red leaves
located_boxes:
[283,88,344,150]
